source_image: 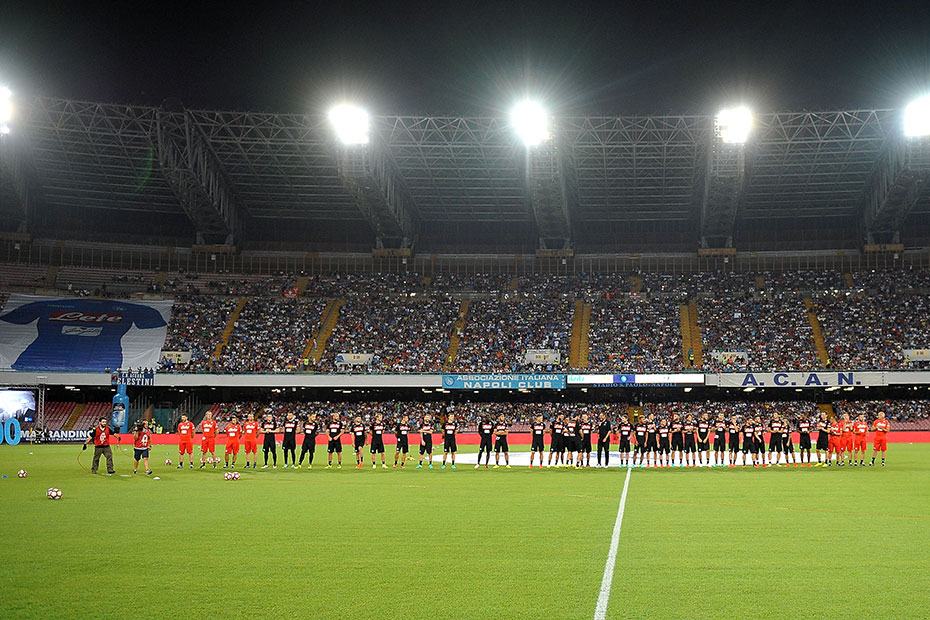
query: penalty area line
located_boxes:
[594,466,632,620]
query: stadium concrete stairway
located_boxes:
[755,275,765,291]
[422,276,432,288]
[154,271,167,289]
[844,273,855,288]
[442,300,470,371]
[213,297,250,360]
[307,299,344,364]
[46,265,59,288]
[62,403,86,431]
[818,403,836,420]
[679,302,703,368]
[630,275,643,294]
[569,300,591,368]
[628,405,644,423]
[804,298,831,367]
[45,402,77,431]
[509,277,519,293]
[295,275,310,296]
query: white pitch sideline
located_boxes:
[450,451,819,467]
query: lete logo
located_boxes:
[48,311,124,323]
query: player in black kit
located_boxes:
[476,415,494,469]
[441,414,458,469]
[633,417,648,467]
[417,415,435,469]
[351,416,367,468]
[296,413,318,469]
[548,415,564,468]
[370,413,387,469]
[325,413,344,469]
[281,412,298,468]
[728,416,741,467]
[393,415,411,469]
[797,415,813,466]
[696,413,711,467]
[529,415,546,468]
[712,413,728,467]
[493,414,511,468]
[596,412,612,467]
[260,413,278,469]
[617,415,632,468]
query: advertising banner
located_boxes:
[442,374,566,389]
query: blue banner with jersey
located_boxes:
[441,374,566,389]
[0,294,173,372]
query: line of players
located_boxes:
[168,408,892,470]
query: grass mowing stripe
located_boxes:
[594,465,632,620]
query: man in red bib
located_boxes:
[83,416,118,475]
[870,412,891,467]
[223,415,241,469]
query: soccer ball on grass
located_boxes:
[224,471,240,481]
[46,488,62,500]
[165,459,172,466]
[17,469,27,478]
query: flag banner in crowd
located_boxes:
[903,349,930,360]
[709,351,749,364]
[335,353,374,365]
[567,373,705,386]
[716,371,885,388]
[442,374,566,389]
[110,370,155,386]
[524,349,561,364]
[0,294,172,372]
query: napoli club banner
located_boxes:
[0,294,172,372]
[442,374,566,389]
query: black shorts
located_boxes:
[782,438,793,453]
[370,438,385,454]
[742,438,754,454]
[479,437,493,452]
[799,434,812,450]
[263,436,276,448]
[684,438,697,454]
[419,436,433,454]
[816,434,830,450]
[618,438,631,452]
[646,438,658,453]
[713,435,726,451]
[354,437,365,450]
[531,436,545,452]
[550,435,562,452]
[697,435,710,450]
[728,433,740,450]
[635,437,647,452]
[769,436,782,452]
[671,435,683,451]
[302,437,316,450]
[443,436,457,453]
[580,437,592,453]
[327,439,342,453]
[658,438,670,454]
[494,438,509,453]
[396,439,409,454]
[283,438,296,450]
[133,448,149,460]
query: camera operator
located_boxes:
[83,416,119,475]
[133,420,153,475]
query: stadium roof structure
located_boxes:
[1,97,928,252]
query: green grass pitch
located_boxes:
[1,443,928,619]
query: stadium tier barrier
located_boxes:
[108,431,930,446]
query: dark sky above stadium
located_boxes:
[2,0,929,115]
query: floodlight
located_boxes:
[328,104,369,145]
[0,86,11,134]
[903,95,930,137]
[511,100,549,146]
[717,106,752,144]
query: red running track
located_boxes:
[115,431,930,445]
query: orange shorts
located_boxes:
[244,440,257,454]
[178,440,193,455]
[853,437,867,451]
[201,437,215,452]
[873,437,887,452]
[225,441,239,455]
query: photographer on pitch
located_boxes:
[83,416,119,475]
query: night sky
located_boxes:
[2,0,929,115]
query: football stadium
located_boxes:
[2,4,930,620]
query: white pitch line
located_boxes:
[594,465,632,620]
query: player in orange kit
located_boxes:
[199,411,218,468]
[223,415,241,469]
[242,413,259,469]
[851,414,869,466]
[177,413,195,469]
[870,412,891,467]
[840,413,854,466]
[828,416,843,466]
